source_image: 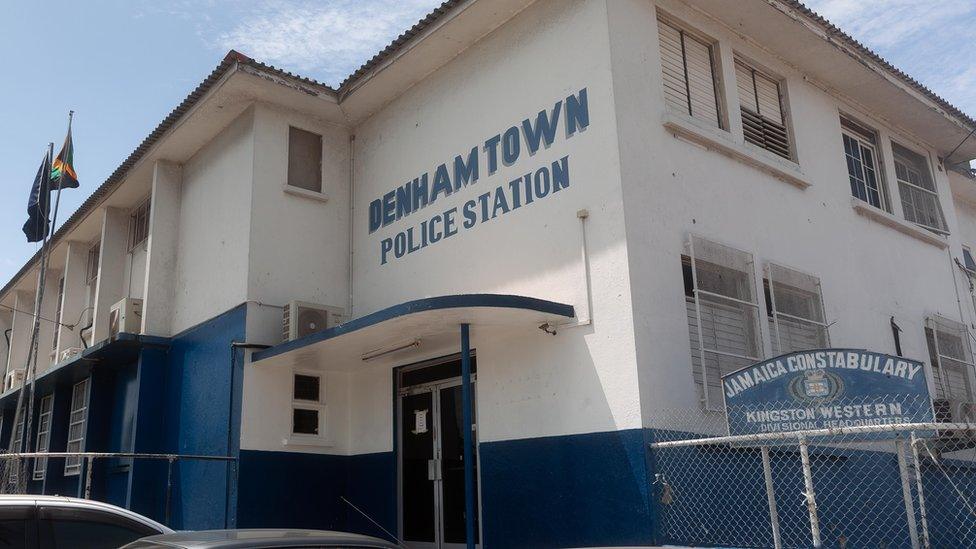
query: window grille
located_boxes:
[925,317,975,402]
[658,18,722,128]
[684,236,763,409]
[292,372,323,436]
[8,411,25,486]
[128,198,151,251]
[841,118,888,210]
[52,277,64,351]
[287,127,323,193]
[33,394,54,480]
[765,264,829,355]
[64,378,91,476]
[735,60,790,159]
[893,142,947,233]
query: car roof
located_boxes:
[0,495,173,534]
[127,529,399,548]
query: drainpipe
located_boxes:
[347,134,356,320]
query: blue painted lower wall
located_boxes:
[479,428,655,548]
[236,449,396,541]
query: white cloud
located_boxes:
[805,0,976,116]
[212,0,443,85]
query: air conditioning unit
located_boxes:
[933,398,976,452]
[4,369,24,392]
[59,347,83,363]
[283,301,344,342]
[109,297,143,338]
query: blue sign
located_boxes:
[722,349,933,437]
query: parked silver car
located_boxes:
[0,494,172,548]
[120,529,399,549]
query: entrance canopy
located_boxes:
[251,294,575,371]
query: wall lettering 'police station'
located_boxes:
[722,349,933,436]
[368,88,590,265]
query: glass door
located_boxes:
[398,357,479,548]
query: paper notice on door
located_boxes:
[412,409,429,435]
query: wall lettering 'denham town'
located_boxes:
[368,88,590,265]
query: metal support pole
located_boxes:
[910,432,931,549]
[83,456,94,499]
[896,438,920,549]
[761,446,782,549]
[165,457,174,526]
[460,324,475,549]
[798,435,822,548]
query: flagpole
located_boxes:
[6,140,56,491]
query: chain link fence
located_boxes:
[649,395,976,548]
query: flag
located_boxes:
[50,124,78,189]
[23,151,53,242]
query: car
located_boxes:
[119,529,400,549]
[0,494,172,548]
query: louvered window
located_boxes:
[128,197,151,251]
[925,317,975,401]
[33,394,54,481]
[765,264,829,355]
[842,118,889,210]
[893,142,947,233]
[658,18,722,128]
[683,236,763,409]
[64,378,91,476]
[735,60,790,159]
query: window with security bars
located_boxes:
[64,378,91,476]
[765,264,829,355]
[925,317,975,402]
[33,394,54,481]
[128,197,151,251]
[842,117,889,211]
[657,17,722,129]
[52,277,64,351]
[735,59,790,159]
[683,236,763,409]
[893,142,947,233]
[86,243,100,284]
[7,411,25,486]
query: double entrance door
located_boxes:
[398,357,479,548]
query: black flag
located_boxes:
[23,151,53,243]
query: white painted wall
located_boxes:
[172,109,255,334]
[608,0,975,424]
[243,104,351,346]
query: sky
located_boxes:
[0,0,974,284]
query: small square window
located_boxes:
[292,408,319,436]
[287,127,323,193]
[294,374,320,402]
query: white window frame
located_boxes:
[766,263,830,355]
[892,142,948,234]
[127,197,151,252]
[734,58,792,160]
[33,394,54,481]
[285,125,326,199]
[841,118,889,211]
[64,378,91,476]
[657,14,725,130]
[290,371,325,441]
[926,316,976,403]
[686,235,764,410]
[8,410,25,486]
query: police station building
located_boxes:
[2,0,976,547]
